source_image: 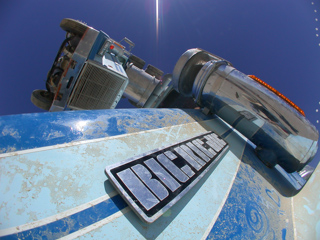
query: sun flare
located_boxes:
[156,0,159,45]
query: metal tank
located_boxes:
[172,48,318,173]
[123,63,171,108]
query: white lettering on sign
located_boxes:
[106,131,228,223]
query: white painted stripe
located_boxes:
[0,130,146,158]
[58,207,131,240]
[291,197,297,240]
[0,121,210,158]
[0,192,118,237]
[200,144,243,240]
[0,119,215,237]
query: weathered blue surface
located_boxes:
[1,195,127,240]
[0,109,212,153]
[0,108,318,239]
[207,144,294,239]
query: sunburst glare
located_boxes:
[156,0,159,47]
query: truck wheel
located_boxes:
[31,90,53,111]
[60,18,88,36]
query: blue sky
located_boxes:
[0,0,319,127]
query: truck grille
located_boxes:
[68,61,128,110]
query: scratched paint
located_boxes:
[0,108,319,239]
[0,117,212,229]
[206,144,294,239]
[292,164,320,239]
[0,109,213,154]
[0,109,238,239]
[59,131,242,240]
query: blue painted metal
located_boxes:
[207,144,294,239]
[0,109,212,154]
[2,195,127,240]
[0,108,319,239]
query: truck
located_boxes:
[1,18,319,239]
[30,19,167,112]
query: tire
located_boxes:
[145,64,163,79]
[129,54,146,69]
[60,18,88,36]
[31,90,54,111]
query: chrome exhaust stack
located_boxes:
[172,48,318,173]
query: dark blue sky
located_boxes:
[0,0,319,128]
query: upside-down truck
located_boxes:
[1,19,319,239]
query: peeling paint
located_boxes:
[0,117,209,230]
[0,109,211,154]
[303,205,315,215]
[292,165,320,239]
[2,126,21,140]
[0,108,319,239]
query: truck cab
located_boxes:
[32,19,136,111]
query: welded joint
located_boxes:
[194,60,229,105]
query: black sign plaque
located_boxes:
[105,131,228,223]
